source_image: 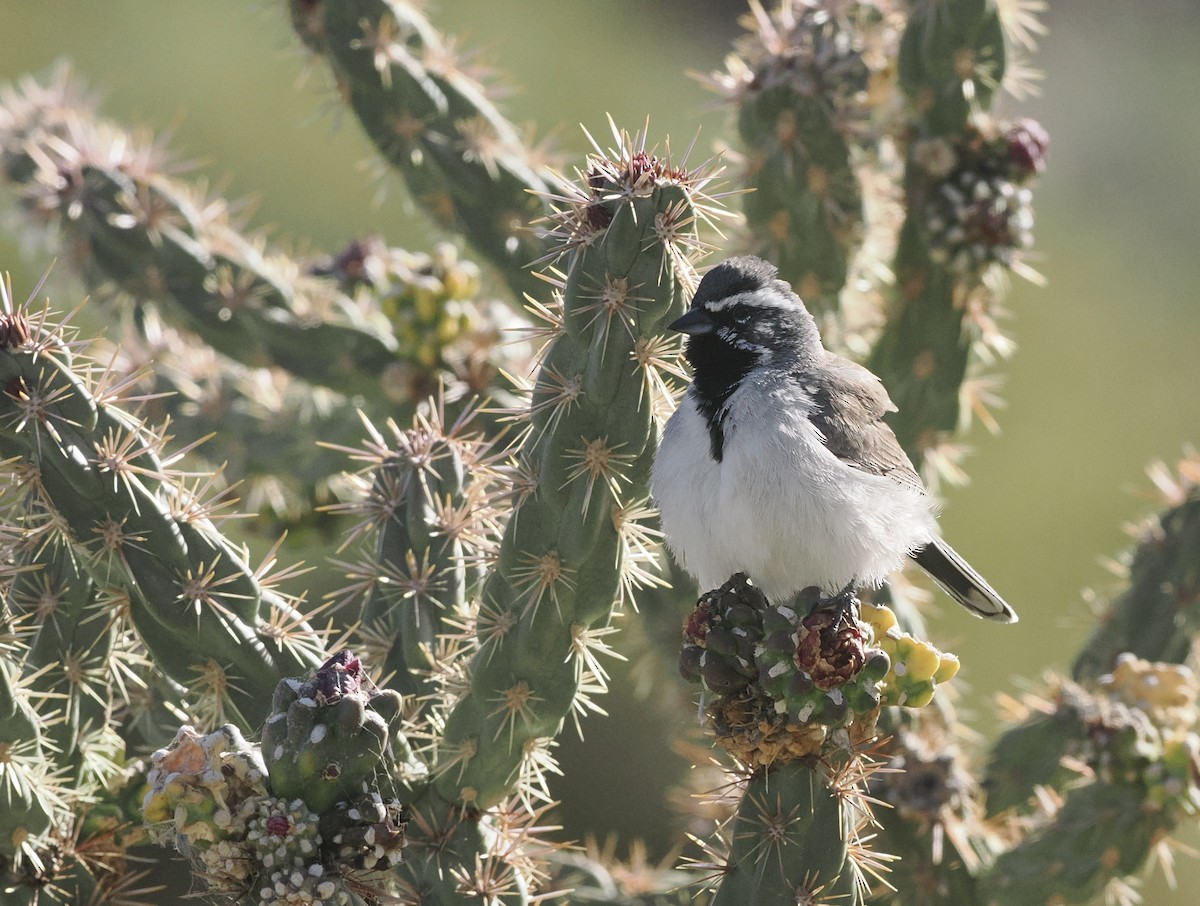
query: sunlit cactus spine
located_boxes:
[327,397,503,704]
[0,657,56,879]
[0,277,324,730]
[7,539,115,786]
[289,0,569,305]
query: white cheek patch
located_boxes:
[715,326,767,355]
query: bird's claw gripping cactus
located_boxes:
[678,575,959,903]
[680,575,957,768]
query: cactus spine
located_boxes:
[4,2,1200,905]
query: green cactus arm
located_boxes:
[391,787,538,906]
[0,281,323,729]
[983,657,1200,905]
[707,0,878,322]
[898,0,1006,137]
[711,761,861,905]
[985,782,1168,906]
[981,460,1200,899]
[866,0,1043,470]
[0,658,56,863]
[122,326,376,525]
[336,404,497,704]
[987,455,1200,815]
[1072,459,1200,683]
[0,68,398,399]
[10,539,120,790]
[429,131,714,809]
[677,577,964,902]
[288,0,569,305]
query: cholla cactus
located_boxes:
[704,0,905,326]
[287,0,570,307]
[3,2,1200,905]
[143,654,411,904]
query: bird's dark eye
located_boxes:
[731,310,752,326]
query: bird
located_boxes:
[650,255,1017,623]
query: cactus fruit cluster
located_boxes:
[2,1,1199,905]
[143,653,410,904]
[679,576,958,770]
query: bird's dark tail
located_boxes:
[910,539,1018,623]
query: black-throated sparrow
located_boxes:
[650,255,1017,622]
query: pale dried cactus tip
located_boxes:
[679,575,957,765]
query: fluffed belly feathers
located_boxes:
[650,390,938,602]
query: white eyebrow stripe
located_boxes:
[699,287,801,312]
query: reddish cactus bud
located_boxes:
[1005,118,1050,177]
[794,609,869,690]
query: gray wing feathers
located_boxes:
[804,352,925,493]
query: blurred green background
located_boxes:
[2,0,1198,900]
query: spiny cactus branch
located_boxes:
[0,66,398,399]
[289,0,570,305]
[0,275,324,730]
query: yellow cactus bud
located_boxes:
[934,653,961,684]
[904,642,942,682]
[862,602,898,635]
[903,683,936,709]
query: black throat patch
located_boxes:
[686,333,757,462]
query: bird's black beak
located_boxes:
[668,308,715,336]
